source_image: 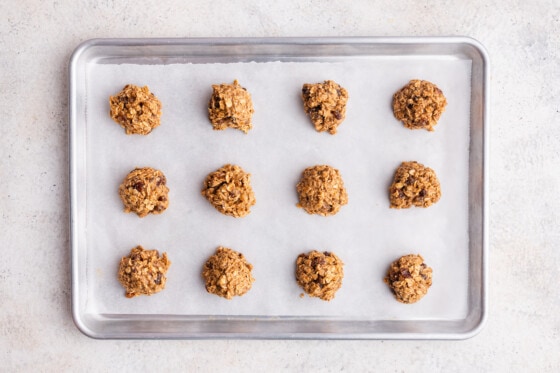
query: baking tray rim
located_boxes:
[69,36,489,340]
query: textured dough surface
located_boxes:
[301,80,348,134]
[117,245,171,298]
[109,84,162,135]
[389,161,441,209]
[119,167,169,217]
[201,164,256,217]
[296,165,348,216]
[202,246,255,299]
[392,79,447,131]
[384,254,432,304]
[208,79,254,133]
[295,250,344,301]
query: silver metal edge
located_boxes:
[69,39,106,339]
[460,36,490,340]
[443,36,489,340]
[68,36,489,340]
[65,35,488,50]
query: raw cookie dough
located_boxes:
[202,246,255,299]
[384,254,432,304]
[301,80,349,134]
[201,164,256,217]
[117,245,171,298]
[295,250,344,301]
[109,84,162,135]
[392,79,447,131]
[296,165,348,216]
[208,79,254,133]
[119,167,169,217]
[389,161,441,209]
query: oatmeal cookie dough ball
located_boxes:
[118,245,171,298]
[296,165,348,216]
[296,250,344,301]
[119,167,169,217]
[301,80,349,134]
[384,254,432,304]
[109,84,162,135]
[389,161,441,209]
[202,246,255,299]
[201,164,256,217]
[208,79,254,133]
[392,79,447,131]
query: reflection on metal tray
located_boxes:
[70,37,488,339]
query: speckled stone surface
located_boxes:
[1,1,559,371]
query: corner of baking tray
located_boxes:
[68,39,100,114]
[454,36,490,66]
[69,39,102,70]
[71,287,107,339]
[71,307,100,340]
[459,302,488,340]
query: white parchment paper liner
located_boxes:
[84,57,471,320]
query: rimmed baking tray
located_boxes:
[69,37,488,339]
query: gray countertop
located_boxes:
[2,0,559,371]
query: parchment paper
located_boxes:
[84,56,471,320]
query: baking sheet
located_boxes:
[70,38,487,339]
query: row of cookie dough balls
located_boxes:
[118,161,442,219]
[118,245,433,304]
[108,79,447,136]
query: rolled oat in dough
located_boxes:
[208,79,254,133]
[119,167,169,217]
[392,79,447,131]
[202,246,255,299]
[295,250,344,301]
[109,84,162,135]
[389,161,441,209]
[117,245,171,298]
[301,80,348,134]
[296,165,348,216]
[384,254,432,304]
[201,164,256,217]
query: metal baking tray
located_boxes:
[70,37,488,339]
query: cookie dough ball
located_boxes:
[384,254,432,304]
[202,246,255,299]
[392,79,447,131]
[296,250,344,301]
[109,84,162,135]
[201,164,256,217]
[296,165,348,216]
[119,167,169,217]
[208,79,254,133]
[301,80,349,134]
[118,245,171,298]
[389,161,441,209]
